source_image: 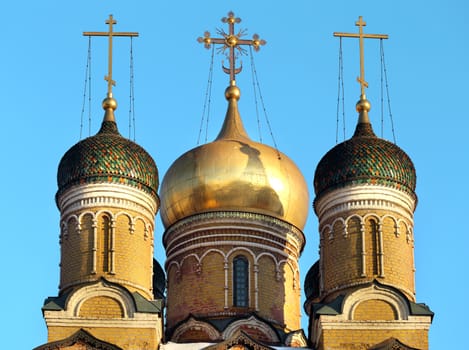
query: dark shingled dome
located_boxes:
[152,259,166,300]
[304,260,320,300]
[314,122,416,199]
[57,120,159,201]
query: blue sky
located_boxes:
[0,1,467,349]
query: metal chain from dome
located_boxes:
[380,39,397,143]
[80,36,92,140]
[197,45,215,145]
[336,37,346,144]
[128,36,136,141]
[249,45,281,160]
[249,45,262,143]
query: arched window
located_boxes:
[366,218,379,276]
[233,256,249,307]
[101,215,110,272]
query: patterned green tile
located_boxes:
[314,122,416,198]
[57,121,159,200]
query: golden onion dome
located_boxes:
[160,84,309,229]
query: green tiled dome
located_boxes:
[314,122,416,198]
[57,120,159,200]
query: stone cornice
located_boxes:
[43,314,161,328]
[57,183,158,222]
[165,211,304,239]
[166,230,301,261]
[60,277,152,300]
[317,317,432,330]
[165,211,304,249]
[321,279,416,304]
[315,184,416,223]
[165,239,300,269]
[164,211,305,262]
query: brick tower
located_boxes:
[158,12,310,347]
[35,16,164,350]
[304,17,433,350]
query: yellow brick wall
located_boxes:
[383,217,415,299]
[166,248,302,334]
[321,209,415,300]
[257,255,281,325]
[257,256,300,330]
[60,208,153,299]
[78,296,124,318]
[166,252,225,328]
[320,328,428,350]
[163,213,304,342]
[113,213,152,298]
[281,261,301,330]
[48,325,160,350]
[353,299,397,321]
[60,214,93,289]
[323,216,361,291]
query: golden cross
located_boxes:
[198,11,266,83]
[83,15,139,96]
[334,16,388,97]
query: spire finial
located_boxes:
[83,15,139,100]
[334,16,388,99]
[198,11,266,85]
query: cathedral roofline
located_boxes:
[307,279,434,320]
[166,312,282,341]
[202,329,275,350]
[33,329,123,350]
[42,277,163,314]
[368,337,421,350]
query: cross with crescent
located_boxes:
[198,11,266,83]
[83,15,139,96]
[334,16,388,97]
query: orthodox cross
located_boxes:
[334,16,388,97]
[83,15,139,96]
[198,11,266,83]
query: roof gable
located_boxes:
[33,329,122,350]
[202,330,274,350]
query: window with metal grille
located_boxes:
[233,256,249,307]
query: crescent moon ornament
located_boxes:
[223,62,242,76]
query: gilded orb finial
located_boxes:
[225,84,241,101]
[103,95,118,110]
[356,96,371,113]
[102,94,118,122]
[356,95,371,124]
